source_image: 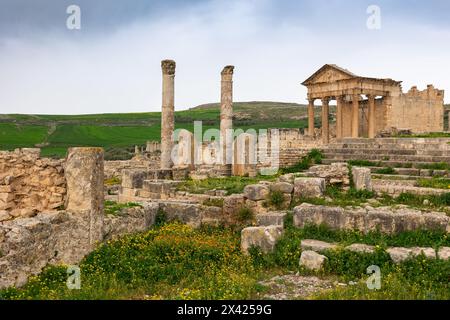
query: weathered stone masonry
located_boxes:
[0,147,160,289]
[0,149,66,221]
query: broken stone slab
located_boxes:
[294,178,325,198]
[241,225,284,254]
[387,247,436,264]
[244,184,270,201]
[437,247,450,260]
[300,239,337,252]
[278,173,295,184]
[269,182,294,194]
[256,211,287,227]
[121,169,148,189]
[0,210,12,222]
[306,163,349,185]
[299,250,327,271]
[293,203,450,234]
[345,243,375,254]
[351,167,372,191]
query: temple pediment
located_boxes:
[302,64,357,86]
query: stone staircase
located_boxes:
[322,138,450,171]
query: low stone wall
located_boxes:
[0,149,66,220]
[294,203,450,234]
[0,203,159,289]
[372,180,447,197]
[104,157,159,180]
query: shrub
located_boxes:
[155,208,167,227]
[417,178,450,190]
[268,190,285,209]
[104,201,142,216]
[280,149,324,174]
[236,207,254,223]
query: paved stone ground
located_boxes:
[257,273,337,300]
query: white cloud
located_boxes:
[0,0,449,114]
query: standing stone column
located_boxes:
[321,98,330,144]
[336,96,343,139]
[352,94,360,138]
[447,111,450,131]
[160,60,176,169]
[367,94,376,138]
[220,65,234,170]
[65,147,104,245]
[308,99,315,137]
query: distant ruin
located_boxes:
[303,64,445,143]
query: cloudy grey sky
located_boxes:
[0,0,449,114]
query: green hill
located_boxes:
[0,102,309,159]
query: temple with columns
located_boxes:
[302,64,445,143]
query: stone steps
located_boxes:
[324,148,450,157]
[322,153,450,163]
[321,158,441,169]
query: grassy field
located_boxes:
[0,101,309,159]
[1,221,448,300]
[1,102,447,159]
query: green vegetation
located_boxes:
[417,162,450,171]
[236,207,255,224]
[0,223,257,300]
[347,160,381,167]
[104,201,142,216]
[176,176,277,196]
[0,102,309,159]
[267,190,285,210]
[375,167,396,175]
[280,149,323,174]
[104,177,122,186]
[293,185,375,208]
[417,177,450,190]
[1,219,449,300]
[381,192,450,210]
[250,217,450,300]
[202,198,224,208]
[397,132,450,138]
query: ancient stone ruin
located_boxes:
[1,61,449,291]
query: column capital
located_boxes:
[221,65,235,76]
[161,60,176,75]
[321,97,331,104]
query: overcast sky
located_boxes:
[0,0,449,114]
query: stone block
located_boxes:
[294,178,325,198]
[256,211,287,227]
[241,226,284,254]
[351,167,372,191]
[438,247,450,260]
[345,243,375,254]
[278,173,295,184]
[244,184,270,201]
[223,194,245,216]
[245,199,269,215]
[299,250,327,271]
[121,169,148,189]
[300,239,337,252]
[270,182,294,194]
[387,247,436,264]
